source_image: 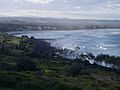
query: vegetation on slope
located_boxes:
[0,32,120,90]
[96,54,120,68]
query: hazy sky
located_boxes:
[0,0,120,19]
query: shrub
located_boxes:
[64,61,85,76]
[0,61,17,71]
[16,57,38,71]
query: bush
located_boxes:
[64,61,85,76]
[54,83,81,90]
[17,81,45,90]
[0,76,17,88]
[95,54,120,68]
[0,61,17,71]
[16,57,38,71]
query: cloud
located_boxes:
[1,0,120,19]
[105,1,120,9]
[63,0,67,3]
[1,9,120,20]
[74,6,81,9]
[98,0,120,9]
[25,0,54,4]
[14,0,19,1]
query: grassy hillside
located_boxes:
[0,33,120,90]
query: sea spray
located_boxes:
[55,46,120,70]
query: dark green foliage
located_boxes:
[54,83,81,90]
[17,81,45,90]
[16,57,38,71]
[0,76,17,88]
[19,35,35,52]
[96,54,120,67]
[19,35,34,51]
[0,61,16,71]
[64,60,85,76]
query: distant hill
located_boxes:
[0,17,120,32]
[0,17,120,24]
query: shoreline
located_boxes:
[7,29,120,57]
[1,32,120,70]
[7,28,120,33]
